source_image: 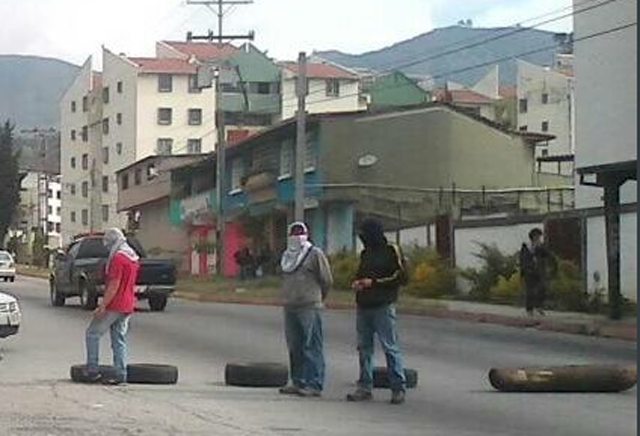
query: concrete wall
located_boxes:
[574,0,637,208]
[325,203,355,254]
[585,211,637,301]
[281,78,361,120]
[517,60,575,174]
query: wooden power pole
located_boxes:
[294,52,307,222]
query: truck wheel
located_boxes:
[127,364,178,385]
[50,281,66,307]
[372,367,418,389]
[225,362,289,388]
[10,277,15,283]
[148,295,168,312]
[79,281,98,311]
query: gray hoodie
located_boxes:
[281,246,333,309]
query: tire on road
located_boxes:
[488,365,637,393]
[50,280,66,307]
[127,364,179,385]
[372,367,418,389]
[225,362,288,388]
[148,295,168,312]
[70,364,119,383]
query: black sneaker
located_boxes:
[390,390,406,405]
[346,389,373,402]
[297,387,322,398]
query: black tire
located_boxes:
[50,280,65,307]
[372,367,418,389]
[148,295,168,312]
[127,364,178,385]
[10,277,15,283]
[70,364,119,383]
[78,281,98,311]
[225,362,288,388]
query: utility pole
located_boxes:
[294,52,308,222]
[186,0,254,276]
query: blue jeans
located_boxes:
[356,304,406,392]
[284,307,325,391]
[85,312,131,381]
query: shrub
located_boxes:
[460,242,518,301]
[490,272,522,305]
[548,259,588,312]
[404,246,457,299]
[329,249,360,291]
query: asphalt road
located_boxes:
[0,276,636,436]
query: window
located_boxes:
[55,223,61,233]
[519,126,528,132]
[102,176,109,193]
[305,133,316,171]
[187,139,202,154]
[102,87,110,104]
[122,173,129,190]
[134,168,142,185]
[541,149,549,157]
[56,206,61,215]
[188,108,203,126]
[101,205,109,223]
[81,126,88,142]
[117,81,123,93]
[102,147,110,164]
[279,141,293,178]
[230,158,245,193]
[116,142,123,155]
[146,164,156,180]
[102,118,109,135]
[71,129,76,141]
[81,209,88,226]
[48,221,54,233]
[541,121,549,132]
[71,211,76,223]
[542,93,549,104]
[70,184,76,195]
[71,157,76,169]
[157,108,173,126]
[116,113,122,125]
[519,98,528,114]
[71,101,76,113]
[82,96,88,112]
[256,82,271,94]
[57,191,61,199]
[326,79,340,97]
[158,74,173,92]
[188,75,201,93]
[156,138,173,155]
[81,181,89,198]
[48,189,53,198]
[82,154,89,170]
[48,205,53,215]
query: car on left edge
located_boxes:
[0,292,21,338]
[0,250,16,282]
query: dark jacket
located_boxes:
[519,243,556,285]
[355,219,407,308]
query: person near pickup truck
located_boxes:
[279,222,333,398]
[84,228,140,385]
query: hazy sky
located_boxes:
[0,0,573,66]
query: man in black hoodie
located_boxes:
[346,219,408,405]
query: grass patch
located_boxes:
[16,264,50,280]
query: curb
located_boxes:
[174,292,637,342]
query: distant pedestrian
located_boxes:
[346,219,409,405]
[234,246,255,280]
[279,222,333,398]
[84,228,140,385]
[519,228,557,317]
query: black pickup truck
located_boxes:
[49,235,176,312]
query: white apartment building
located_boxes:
[16,172,62,249]
[59,49,217,244]
[280,61,364,120]
[46,176,62,248]
[516,59,576,175]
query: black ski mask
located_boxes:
[359,219,387,249]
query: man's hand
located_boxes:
[352,279,373,291]
[93,305,106,318]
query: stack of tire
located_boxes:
[70,363,178,384]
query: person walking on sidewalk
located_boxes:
[83,228,140,385]
[279,222,333,398]
[346,219,409,405]
[520,228,557,317]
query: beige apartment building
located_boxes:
[59,48,216,244]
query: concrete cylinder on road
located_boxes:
[489,365,637,393]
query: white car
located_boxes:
[0,292,21,338]
[0,251,16,282]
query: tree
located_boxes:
[0,121,21,247]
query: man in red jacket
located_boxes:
[84,228,140,385]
